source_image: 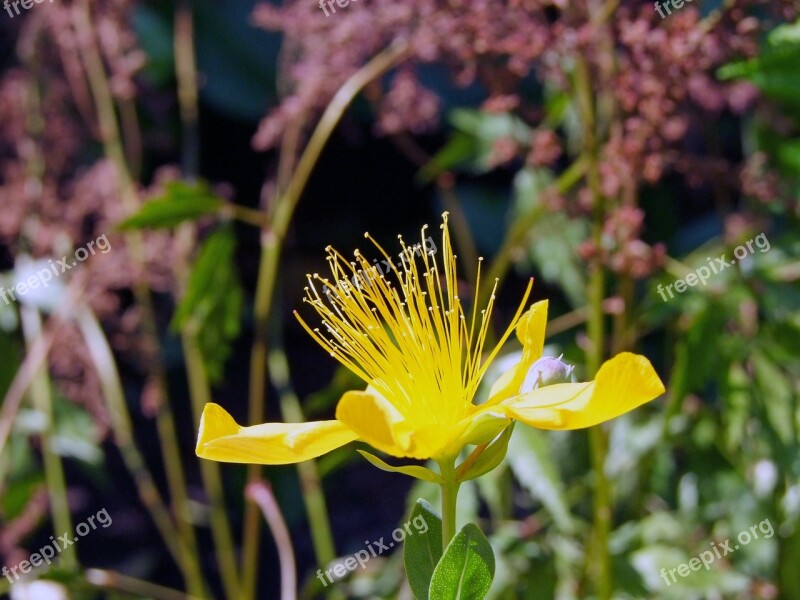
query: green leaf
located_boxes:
[418,132,480,182]
[117,181,224,230]
[450,109,529,144]
[404,499,443,600]
[778,139,800,172]
[420,109,532,180]
[718,19,800,106]
[172,227,244,384]
[513,166,553,215]
[752,350,794,447]
[357,450,444,483]
[52,397,103,465]
[507,426,575,532]
[512,168,588,307]
[456,424,514,482]
[429,523,495,600]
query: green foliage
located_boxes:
[117,181,225,230]
[171,226,244,384]
[429,523,496,600]
[718,19,800,109]
[419,109,531,181]
[513,167,588,307]
[455,425,515,483]
[404,500,444,600]
[358,450,444,483]
[506,425,575,533]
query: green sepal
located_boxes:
[456,423,515,482]
[403,499,443,600]
[357,450,444,483]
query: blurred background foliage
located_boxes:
[1,0,800,599]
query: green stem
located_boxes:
[76,307,205,594]
[437,459,460,548]
[13,42,74,556]
[19,306,77,571]
[240,41,409,600]
[439,181,480,290]
[230,204,268,228]
[183,326,242,600]
[269,349,339,571]
[587,258,612,600]
[86,569,206,600]
[575,50,613,600]
[479,155,587,306]
[0,292,73,458]
[172,3,241,597]
[73,3,206,595]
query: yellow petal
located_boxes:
[335,389,423,459]
[486,362,518,404]
[502,352,665,430]
[516,299,548,353]
[485,300,549,405]
[196,403,357,465]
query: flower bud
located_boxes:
[519,355,575,393]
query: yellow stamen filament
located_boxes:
[295,213,532,428]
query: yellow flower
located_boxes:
[196,215,665,470]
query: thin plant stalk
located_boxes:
[246,481,297,600]
[71,2,206,595]
[0,281,81,464]
[19,305,77,571]
[75,306,208,596]
[172,2,242,597]
[183,324,242,600]
[575,52,613,600]
[268,348,339,571]
[86,569,207,600]
[437,459,461,548]
[479,156,587,306]
[241,41,410,600]
[439,181,480,289]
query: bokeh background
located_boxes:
[1,0,800,598]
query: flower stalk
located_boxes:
[437,459,461,548]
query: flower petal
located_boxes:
[485,300,549,404]
[335,389,424,458]
[502,352,665,429]
[486,363,518,404]
[516,299,548,353]
[196,403,357,465]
